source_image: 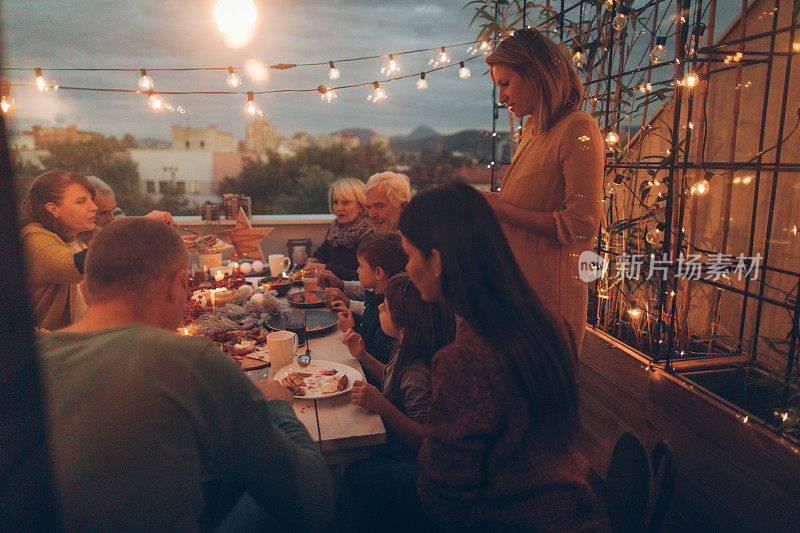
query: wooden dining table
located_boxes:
[244,282,386,468]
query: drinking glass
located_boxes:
[284,309,307,347]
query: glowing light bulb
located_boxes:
[328,61,340,80]
[604,0,614,10]
[384,54,399,75]
[684,71,699,87]
[1,95,15,114]
[458,62,471,79]
[605,131,619,146]
[34,68,46,92]
[148,94,165,112]
[138,69,153,91]
[694,179,709,194]
[244,91,258,116]
[571,50,585,68]
[370,81,387,102]
[479,40,489,50]
[645,227,663,244]
[321,89,337,102]
[214,0,258,48]
[604,180,621,196]
[226,67,241,88]
[650,43,667,63]
[685,40,697,56]
[416,72,428,90]
[627,307,642,319]
[439,47,449,63]
[794,42,800,52]
[612,12,628,31]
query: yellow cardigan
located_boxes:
[20,223,86,330]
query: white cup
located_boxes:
[268,254,291,276]
[268,330,298,370]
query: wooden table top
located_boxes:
[245,288,386,454]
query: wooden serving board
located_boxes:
[237,355,269,371]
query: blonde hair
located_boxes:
[486,28,583,133]
[365,171,412,208]
[328,178,366,216]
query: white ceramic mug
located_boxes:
[268,254,291,276]
[268,330,298,370]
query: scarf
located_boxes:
[327,215,373,248]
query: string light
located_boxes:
[605,131,620,146]
[571,47,585,69]
[612,8,628,32]
[416,72,428,91]
[691,179,709,195]
[328,61,340,80]
[214,0,258,49]
[627,307,643,319]
[148,93,165,112]
[369,81,387,102]
[383,54,399,75]
[244,91,260,116]
[604,0,614,10]
[479,40,489,50]
[684,71,699,88]
[439,46,450,63]
[317,84,336,102]
[794,42,800,52]
[226,66,241,88]
[34,68,46,92]
[650,36,668,63]
[1,91,15,114]
[138,68,154,91]
[645,226,664,244]
[458,62,471,79]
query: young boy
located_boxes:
[335,232,406,388]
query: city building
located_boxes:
[287,131,313,152]
[171,124,237,153]
[245,118,279,153]
[30,124,98,150]
[340,132,360,149]
[369,134,389,150]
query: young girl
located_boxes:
[342,272,455,460]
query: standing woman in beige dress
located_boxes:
[481,29,605,353]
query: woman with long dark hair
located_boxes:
[481,28,605,353]
[399,181,598,531]
[20,171,97,330]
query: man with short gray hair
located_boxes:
[36,218,334,531]
[86,175,173,227]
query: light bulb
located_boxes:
[439,47,449,63]
[328,61,340,80]
[321,89,337,102]
[148,94,165,112]
[244,91,258,116]
[571,50,585,68]
[1,95,15,114]
[34,68,46,92]
[370,81,387,102]
[694,179,709,194]
[685,40,697,56]
[604,0,614,9]
[612,13,628,31]
[479,41,489,50]
[645,227,663,244]
[214,0,258,48]
[386,54,399,74]
[604,181,621,196]
[416,72,428,90]
[458,62,471,79]
[793,42,800,52]
[605,131,619,145]
[650,44,667,63]
[226,67,241,88]
[684,71,699,87]
[138,69,153,91]
[627,307,642,319]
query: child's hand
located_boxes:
[350,380,385,413]
[329,299,349,315]
[324,287,350,308]
[338,308,355,331]
[341,328,366,359]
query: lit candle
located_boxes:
[215,269,225,282]
[183,327,188,336]
[209,290,216,307]
[229,262,239,274]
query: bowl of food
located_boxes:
[224,338,256,356]
[286,290,325,308]
[257,276,294,297]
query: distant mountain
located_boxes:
[390,129,506,158]
[332,127,376,146]
[406,125,439,140]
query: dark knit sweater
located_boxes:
[417,321,599,531]
[353,290,395,388]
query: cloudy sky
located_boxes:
[3,0,496,141]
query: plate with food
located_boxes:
[183,234,230,255]
[286,290,325,308]
[265,309,338,335]
[212,327,271,370]
[274,360,362,399]
[256,276,294,297]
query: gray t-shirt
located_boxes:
[37,324,333,531]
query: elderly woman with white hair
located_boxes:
[308,177,373,280]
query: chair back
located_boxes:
[606,432,650,533]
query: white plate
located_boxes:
[273,360,362,399]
